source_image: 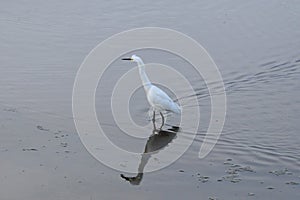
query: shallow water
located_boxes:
[1,0,300,199]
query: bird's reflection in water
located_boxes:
[121,123,179,185]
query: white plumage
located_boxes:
[147,85,181,114]
[122,55,181,126]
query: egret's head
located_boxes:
[122,55,141,63]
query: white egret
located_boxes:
[122,55,181,126]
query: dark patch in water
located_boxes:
[3,108,17,113]
[37,125,49,131]
[269,168,292,176]
[22,148,38,151]
[285,181,299,185]
[221,159,255,183]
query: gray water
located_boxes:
[1,0,300,199]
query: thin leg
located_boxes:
[153,121,157,131]
[152,111,155,123]
[160,112,165,128]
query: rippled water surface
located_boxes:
[1,0,299,199]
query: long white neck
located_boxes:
[136,58,152,91]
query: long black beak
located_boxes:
[122,58,132,61]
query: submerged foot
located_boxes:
[120,173,143,185]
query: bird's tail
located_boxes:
[173,103,182,114]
